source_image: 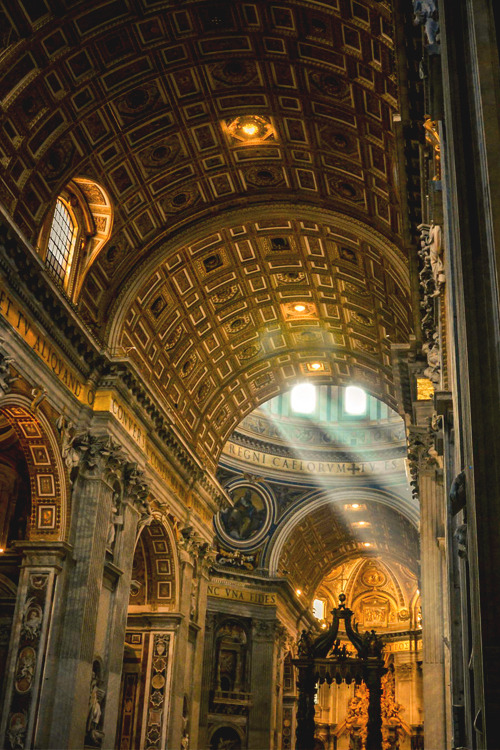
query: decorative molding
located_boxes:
[144,634,171,750]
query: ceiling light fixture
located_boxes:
[227,115,270,142]
[242,122,258,136]
[296,588,302,596]
[363,542,372,547]
[352,503,360,509]
[294,304,306,312]
[310,362,322,370]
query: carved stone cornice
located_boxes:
[0,218,101,375]
[198,471,232,510]
[0,220,228,506]
[226,431,407,464]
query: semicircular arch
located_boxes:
[0,395,69,542]
[104,204,412,467]
[265,486,419,578]
[131,513,179,610]
[106,204,408,347]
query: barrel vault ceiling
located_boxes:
[0,0,412,467]
[277,500,419,600]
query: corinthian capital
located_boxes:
[124,462,149,503]
[71,431,126,479]
[407,421,440,498]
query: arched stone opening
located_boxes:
[0,397,69,542]
[36,177,113,301]
[103,206,411,469]
[116,516,178,748]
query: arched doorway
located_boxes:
[209,724,243,750]
[116,516,178,749]
[0,397,69,749]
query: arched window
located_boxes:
[45,198,76,283]
[312,598,325,620]
[38,178,113,299]
[344,385,367,416]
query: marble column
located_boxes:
[0,541,69,750]
[419,464,447,749]
[439,0,500,745]
[188,557,210,750]
[248,618,277,750]
[198,611,217,750]
[167,541,196,750]
[100,464,149,746]
[41,432,129,749]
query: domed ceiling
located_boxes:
[0,0,413,467]
[221,384,408,485]
[314,556,420,634]
[215,386,417,590]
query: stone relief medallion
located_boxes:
[7,712,27,749]
[15,646,36,693]
[361,566,387,588]
[215,482,274,550]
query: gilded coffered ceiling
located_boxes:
[0,0,411,466]
[277,500,419,600]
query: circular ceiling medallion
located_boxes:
[361,566,387,588]
[215,482,274,549]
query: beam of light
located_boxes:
[257,391,414,594]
